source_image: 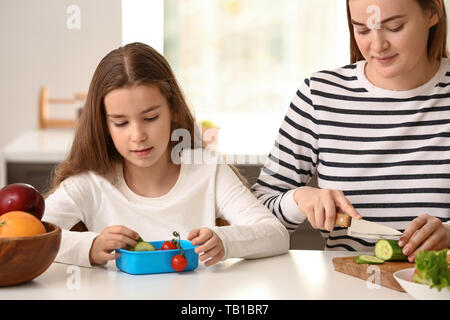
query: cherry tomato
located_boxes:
[171,254,187,272]
[161,240,178,250]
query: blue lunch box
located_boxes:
[115,240,199,274]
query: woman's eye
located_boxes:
[356,24,404,35]
[388,24,404,32]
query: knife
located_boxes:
[334,212,403,240]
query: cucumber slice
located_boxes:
[133,241,156,252]
[128,237,156,252]
[354,255,385,264]
[374,239,407,261]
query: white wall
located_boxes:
[0,0,122,185]
[121,0,164,54]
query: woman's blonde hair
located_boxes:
[347,0,449,63]
[47,42,200,195]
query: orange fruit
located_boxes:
[0,211,46,238]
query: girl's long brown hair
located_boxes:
[347,0,449,63]
[47,42,200,195]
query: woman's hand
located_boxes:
[89,225,140,266]
[293,186,362,231]
[188,228,224,267]
[398,214,450,262]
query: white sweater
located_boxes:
[252,58,450,251]
[44,149,290,268]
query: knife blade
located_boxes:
[334,212,403,240]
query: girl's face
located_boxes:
[104,84,173,171]
[349,0,439,85]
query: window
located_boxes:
[164,0,349,155]
[121,0,164,54]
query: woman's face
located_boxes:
[104,84,173,171]
[349,0,439,85]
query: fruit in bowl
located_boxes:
[0,183,61,286]
[0,211,46,237]
[0,221,61,286]
[0,183,45,220]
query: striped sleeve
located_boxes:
[252,78,319,232]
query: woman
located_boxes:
[252,0,450,261]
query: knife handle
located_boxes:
[335,212,351,227]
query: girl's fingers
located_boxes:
[107,225,140,241]
[111,233,138,248]
[199,244,223,262]
[188,228,225,266]
[204,250,225,267]
[191,229,213,247]
[98,234,137,251]
[96,251,121,265]
[195,234,218,254]
[187,229,200,242]
[103,240,125,251]
[104,251,121,262]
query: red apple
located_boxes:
[0,183,45,220]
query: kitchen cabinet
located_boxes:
[2,129,325,250]
[6,162,57,194]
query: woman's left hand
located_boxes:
[188,228,225,266]
[399,214,450,262]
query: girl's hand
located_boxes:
[188,228,224,267]
[293,186,362,231]
[89,225,140,266]
[398,214,450,262]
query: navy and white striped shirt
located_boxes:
[252,58,450,251]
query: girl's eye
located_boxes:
[113,121,128,127]
[111,115,159,127]
[356,28,370,35]
[145,115,159,122]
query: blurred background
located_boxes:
[0,0,349,180]
[1,0,449,249]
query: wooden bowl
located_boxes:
[0,221,61,286]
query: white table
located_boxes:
[0,250,411,300]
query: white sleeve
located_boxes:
[213,164,290,260]
[44,180,99,268]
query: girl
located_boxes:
[252,0,450,261]
[44,42,289,268]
